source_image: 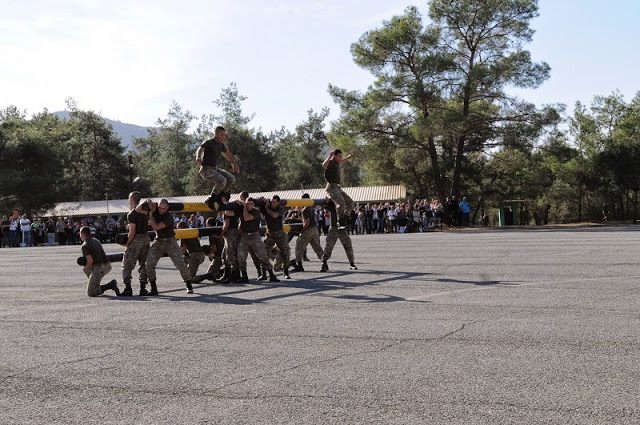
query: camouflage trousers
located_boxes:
[206,254,223,279]
[326,183,354,219]
[199,165,235,195]
[121,234,149,284]
[264,230,290,270]
[145,238,192,282]
[84,262,112,297]
[238,232,272,270]
[224,228,239,270]
[321,227,355,263]
[295,226,323,263]
[185,252,205,278]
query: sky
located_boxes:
[1,0,639,133]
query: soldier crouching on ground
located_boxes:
[80,226,120,297]
[236,197,280,283]
[138,198,195,295]
[120,191,150,296]
[192,217,226,283]
[291,193,323,272]
[177,221,205,279]
[320,202,358,272]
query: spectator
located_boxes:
[20,214,32,247]
[377,203,385,233]
[447,196,458,226]
[388,204,398,233]
[459,196,471,226]
[46,218,56,246]
[324,207,331,235]
[356,208,365,235]
[56,217,66,245]
[9,217,19,247]
[1,215,9,248]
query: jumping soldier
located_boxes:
[195,126,240,211]
[322,149,355,230]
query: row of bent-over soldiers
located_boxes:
[79,126,359,297]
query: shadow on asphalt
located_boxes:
[109,266,520,305]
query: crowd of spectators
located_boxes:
[0,198,472,249]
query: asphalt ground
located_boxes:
[1,228,639,424]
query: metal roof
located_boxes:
[47,185,407,218]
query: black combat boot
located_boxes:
[258,267,268,281]
[185,280,194,294]
[320,261,329,272]
[289,259,298,271]
[148,280,159,296]
[268,269,280,282]
[237,268,249,283]
[283,268,291,279]
[216,267,231,283]
[229,269,240,283]
[120,280,133,297]
[101,279,120,296]
[204,192,220,211]
[139,281,149,296]
[293,262,305,272]
[192,273,213,284]
[349,263,358,270]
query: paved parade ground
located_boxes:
[1,227,640,424]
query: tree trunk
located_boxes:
[426,135,446,202]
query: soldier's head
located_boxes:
[158,199,169,214]
[214,126,226,143]
[334,149,343,160]
[240,191,249,201]
[79,226,91,242]
[128,191,141,208]
[246,198,256,211]
[177,221,188,229]
[270,195,280,208]
[205,217,216,227]
[302,193,310,199]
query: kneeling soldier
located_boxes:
[80,226,120,297]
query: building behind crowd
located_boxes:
[46,185,407,221]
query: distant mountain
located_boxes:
[53,111,152,151]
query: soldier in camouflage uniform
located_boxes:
[80,226,120,297]
[322,149,355,229]
[260,195,290,279]
[139,198,195,295]
[320,201,358,272]
[177,221,205,279]
[120,191,150,296]
[191,217,225,283]
[292,194,323,272]
[236,198,280,283]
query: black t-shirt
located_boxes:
[302,207,316,226]
[2,220,11,231]
[226,214,239,231]
[152,211,175,239]
[127,210,149,235]
[240,208,261,233]
[324,158,341,184]
[81,237,108,264]
[46,222,56,233]
[181,237,203,253]
[200,138,228,168]
[260,205,284,232]
[208,234,225,256]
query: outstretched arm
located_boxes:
[224,151,240,174]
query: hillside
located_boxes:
[53,111,151,151]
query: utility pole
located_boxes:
[128,153,134,192]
